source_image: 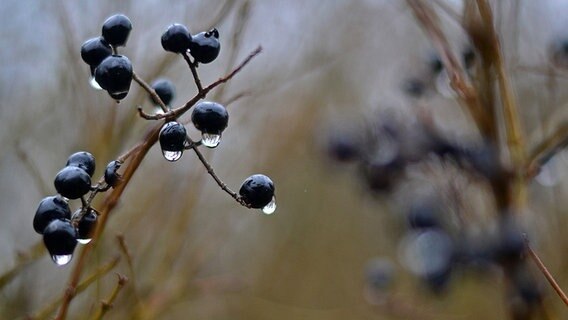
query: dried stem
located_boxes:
[91,274,128,320]
[189,143,248,207]
[132,72,169,113]
[476,0,526,168]
[526,122,568,179]
[116,235,140,302]
[525,238,568,306]
[181,52,203,92]
[54,46,262,319]
[405,0,491,137]
[33,257,119,320]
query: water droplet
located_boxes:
[201,133,221,148]
[162,150,183,162]
[52,254,73,266]
[262,197,277,214]
[89,76,103,90]
[435,71,457,99]
[77,238,92,245]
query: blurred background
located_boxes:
[1,0,567,319]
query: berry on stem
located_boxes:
[239,174,275,211]
[101,14,132,47]
[94,55,133,100]
[80,37,112,67]
[66,151,96,177]
[150,79,175,106]
[159,121,187,162]
[54,166,92,200]
[161,23,192,54]
[191,101,228,148]
[76,209,97,244]
[189,28,220,64]
[104,160,122,188]
[43,219,77,266]
[33,195,72,234]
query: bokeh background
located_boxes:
[1,0,567,319]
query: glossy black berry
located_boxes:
[150,79,175,106]
[159,121,187,152]
[80,37,112,67]
[66,151,96,177]
[161,23,192,54]
[189,28,220,64]
[43,219,77,256]
[94,55,133,100]
[33,195,72,234]
[101,14,132,47]
[239,174,275,209]
[104,160,122,187]
[191,101,228,134]
[77,209,97,242]
[54,166,92,200]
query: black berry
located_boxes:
[104,160,122,187]
[161,23,192,54]
[159,121,187,152]
[43,219,77,257]
[33,195,71,234]
[239,174,275,209]
[407,202,440,230]
[54,166,92,199]
[77,209,97,242]
[101,14,132,47]
[189,28,220,64]
[94,55,133,100]
[150,79,176,106]
[66,151,96,177]
[191,101,228,134]
[80,37,112,67]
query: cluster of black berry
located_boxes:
[35,14,276,266]
[33,152,122,265]
[81,14,133,100]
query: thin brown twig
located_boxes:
[181,52,203,92]
[0,241,44,290]
[32,256,120,320]
[525,238,568,306]
[91,273,128,320]
[116,235,140,303]
[54,46,262,319]
[189,143,248,207]
[405,0,491,137]
[138,46,262,121]
[526,122,568,179]
[476,0,526,168]
[132,72,169,113]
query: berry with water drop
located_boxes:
[94,54,133,100]
[104,160,122,187]
[54,166,92,200]
[81,37,112,67]
[43,219,77,260]
[150,79,175,106]
[239,174,275,209]
[102,14,132,47]
[159,121,187,161]
[161,23,192,54]
[66,151,96,177]
[33,195,72,234]
[189,28,220,64]
[191,101,228,134]
[77,209,97,243]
